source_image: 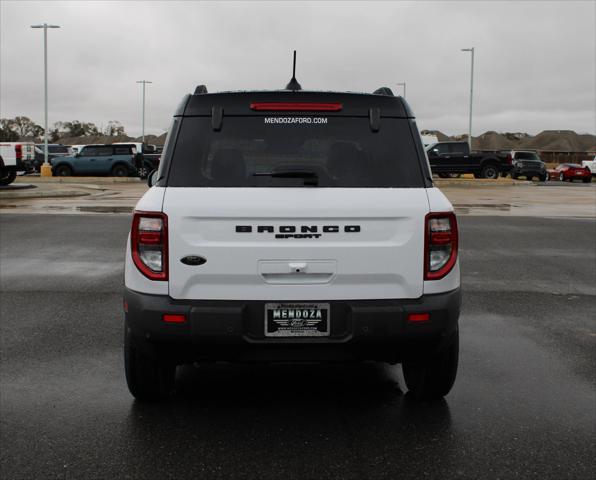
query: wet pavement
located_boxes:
[0,214,595,479]
[1,177,595,217]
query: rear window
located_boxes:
[167,116,424,187]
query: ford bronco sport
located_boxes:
[124,82,461,401]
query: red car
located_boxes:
[547,163,592,183]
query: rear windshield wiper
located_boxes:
[253,170,319,185]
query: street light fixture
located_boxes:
[136,80,152,145]
[31,23,60,177]
[395,82,406,99]
[461,47,475,151]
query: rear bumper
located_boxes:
[124,288,461,364]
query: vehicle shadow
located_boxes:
[123,363,454,478]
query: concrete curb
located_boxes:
[0,190,91,200]
[16,176,141,184]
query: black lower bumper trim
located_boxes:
[124,288,461,364]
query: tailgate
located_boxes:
[164,187,429,301]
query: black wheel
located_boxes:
[112,164,129,177]
[559,173,565,182]
[438,173,449,179]
[480,164,499,179]
[541,174,548,182]
[0,170,17,186]
[402,329,459,400]
[54,164,73,177]
[583,177,592,183]
[124,327,175,401]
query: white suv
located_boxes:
[124,85,461,401]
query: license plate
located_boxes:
[576,172,582,175]
[265,303,330,337]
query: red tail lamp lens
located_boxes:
[424,212,458,280]
[131,211,168,281]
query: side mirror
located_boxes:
[147,169,159,187]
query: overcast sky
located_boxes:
[1,1,594,137]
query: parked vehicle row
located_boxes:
[11,142,163,179]
[426,144,592,183]
[425,141,507,179]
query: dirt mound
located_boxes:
[420,130,451,142]
[475,131,519,150]
[518,130,591,151]
[154,132,168,145]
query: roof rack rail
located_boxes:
[194,85,208,95]
[373,87,394,96]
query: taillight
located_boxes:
[131,211,168,280]
[424,212,458,280]
[15,144,22,160]
[506,154,512,165]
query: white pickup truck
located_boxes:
[124,85,461,402]
[581,156,596,176]
[0,142,31,185]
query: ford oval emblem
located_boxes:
[181,255,207,266]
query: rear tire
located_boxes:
[481,165,499,179]
[54,164,73,177]
[402,329,459,400]
[583,177,592,183]
[0,170,17,186]
[438,173,449,179]
[541,174,548,182]
[112,164,129,177]
[124,328,176,401]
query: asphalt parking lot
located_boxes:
[1,213,594,479]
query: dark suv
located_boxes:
[508,151,547,181]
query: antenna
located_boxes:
[285,50,302,91]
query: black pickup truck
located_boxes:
[426,141,509,179]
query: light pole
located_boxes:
[31,23,60,177]
[395,82,406,99]
[461,47,475,151]
[136,80,152,146]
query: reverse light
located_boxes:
[250,102,343,112]
[424,212,458,280]
[131,211,168,280]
